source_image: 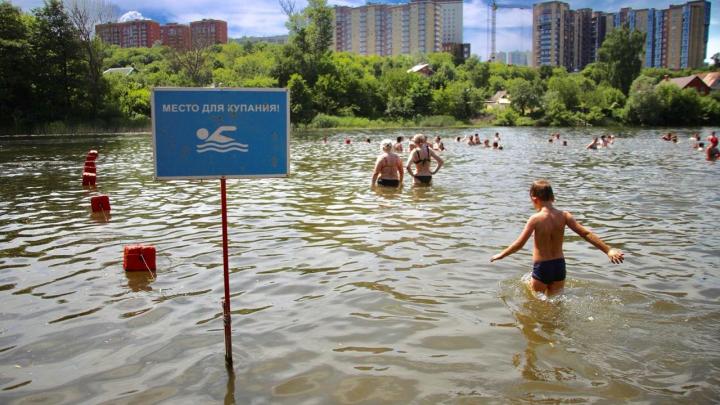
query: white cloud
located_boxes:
[118,11,148,22]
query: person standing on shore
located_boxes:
[406,134,443,186]
[372,139,404,188]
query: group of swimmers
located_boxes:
[458,132,504,149]
[371,133,444,187]
[666,131,719,160]
[585,134,615,149]
[665,131,720,159]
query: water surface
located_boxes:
[0,127,718,403]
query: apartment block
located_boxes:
[160,23,191,50]
[332,0,462,56]
[190,19,228,47]
[96,20,161,48]
[532,1,573,69]
[97,18,228,49]
[532,0,711,70]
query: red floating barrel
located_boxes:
[82,172,96,186]
[90,195,110,212]
[123,245,156,272]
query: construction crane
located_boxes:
[486,0,532,62]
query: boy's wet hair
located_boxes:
[530,180,555,201]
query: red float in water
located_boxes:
[82,172,96,186]
[123,245,156,272]
[90,195,110,212]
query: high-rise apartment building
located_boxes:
[96,20,161,48]
[190,19,228,47]
[532,0,711,71]
[332,0,464,57]
[532,1,573,69]
[160,23,191,50]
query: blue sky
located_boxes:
[12,0,720,62]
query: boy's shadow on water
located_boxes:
[501,278,576,383]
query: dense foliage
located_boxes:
[0,0,717,133]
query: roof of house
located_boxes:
[406,63,431,74]
[103,67,135,76]
[658,74,709,91]
[488,90,509,103]
[699,72,720,89]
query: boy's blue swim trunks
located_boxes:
[532,258,566,284]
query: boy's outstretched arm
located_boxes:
[491,217,535,262]
[565,212,624,264]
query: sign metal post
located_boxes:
[151,88,289,367]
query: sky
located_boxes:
[12,0,720,63]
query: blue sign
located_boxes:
[152,88,289,179]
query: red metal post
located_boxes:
[221,177,233,366]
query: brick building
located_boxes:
[160,23,191,50]
[190,19,228,47]
[96,20,160,48]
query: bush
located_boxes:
[493,108,519,126]
[310,114,341,128]
[416,115,462,127]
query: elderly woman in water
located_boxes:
[371,139,404,188]
[406,134,443,186]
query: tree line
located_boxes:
[1,0,718,134]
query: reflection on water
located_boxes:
[0,128,719,403]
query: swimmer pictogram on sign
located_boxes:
[196,126,249,154]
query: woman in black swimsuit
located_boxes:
[372,139,404,188]
[405,134,443,186]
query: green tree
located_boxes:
[655,83,702,126]
[31,0,90,123]
[273,0,333,87]
[506,77,541,115]
[0,1,34,130]
[596,27,645,94]
[622,75,660,125]
[287,73,315,124]
[458,56,489,88]
[63,0,115,117]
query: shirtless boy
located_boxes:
[490,180,624,296]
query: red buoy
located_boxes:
[82,172,96,186]
[123,245,156,272]
[84,159,96,168]
[90,195,110,212]
[87,150,98,161]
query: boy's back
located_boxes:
[530,206,567,262]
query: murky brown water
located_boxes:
[0,128,719,404]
